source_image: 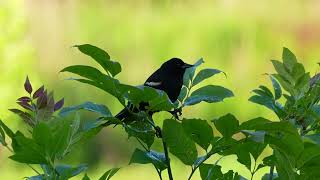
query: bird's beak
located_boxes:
[182,63,193,69]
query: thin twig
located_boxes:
[135,137,163,180]
[135,137,149,151]
[162,136,173,180]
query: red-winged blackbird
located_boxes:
[115,58,192,121]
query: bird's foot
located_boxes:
[155,126,162,138]
[170,108,182,120]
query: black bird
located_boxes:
[115,58,192,121]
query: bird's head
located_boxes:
[161,58,193,74]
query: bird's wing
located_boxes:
[144,69,163,88]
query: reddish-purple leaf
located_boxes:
[54,98,64,111]
[17,101,33,111]
[33,85,45,98]
[17,96,31,102]
[9,109,35,127]
[24,76,33,94]
[37,93,48,109]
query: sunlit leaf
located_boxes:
[193,68,223,86]
[184,85,233,106]
[74,44,121,76]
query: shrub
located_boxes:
[1,45,320,180]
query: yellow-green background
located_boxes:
[1,0,320,179]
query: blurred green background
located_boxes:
[1,0,320,179]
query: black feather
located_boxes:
[113,58,192,123]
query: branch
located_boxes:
[269,165,274,180]
[157,128,173,180]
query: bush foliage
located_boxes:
[1,45,320,180]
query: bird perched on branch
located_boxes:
[115,58,192,121]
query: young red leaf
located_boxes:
[17,101,33,111]
[33,85,45,98]
[37,93,48,109]
[9,109,35,127]
[54,98,64,111]
[24,76,33,94]
[17,96,31,102]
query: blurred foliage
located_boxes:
[1,0,320,179]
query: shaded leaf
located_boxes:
[0,120,14,138]
[213,114,239,138]
[74,44,121,76]
[163,119,197,165]
[99,168,120,180]
[129,149,167,171]
[59,101,112,117]
[182,118,213,150]
[270,75,282,100]
[282,47,297,72]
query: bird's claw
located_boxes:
[155,126,162,138]
[171,108,182,120]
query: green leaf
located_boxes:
[184,85,233,106]
[296,142,320,169]
[271,60,294,84]
[51,120,72,159]
[274,149,297,180]
[74,44,121,76]
[294,72,310,95]
[82,173,90,180]
[272,74,296,96]
[0,126,6,145]
[183,58,204,87]
[65,76,123,104]
[129,148,167,171]
[213,114,239,138]
[61,65,107,81]
[182,118,213,150]
[32,122,52,157]
[199,164,223,180]
[193,68,223,86]
[26,175,45,180]
[199,164,242,180]
[9,132,47,164]
[0,120,14,138]
[282,47,297,72]
[55,164,88,179]
[270,75,282,100]
[261,173,278,180]
[235,141,266,170]
[291,63,305,82]
[98,168,120,180]
[162,119,197,165]
[240,117,271,130]
[303,134,320,145]
[176,86,188,104]
[124,112,155,149]
[59,101,112,117]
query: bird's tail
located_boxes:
[101,108,130,127]
[115,108,130,120]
